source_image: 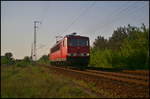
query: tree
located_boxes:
[23,56,30,62]
[90,24,149,69]
[108,26,128,50]
[5,52,13,59]
[93,36,108,50]
[2,52,14,65]
[120,24,149,69]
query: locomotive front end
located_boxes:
[66,35,90,66]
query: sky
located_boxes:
[1,1,149,59]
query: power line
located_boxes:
[106,4,146,28]
[95,2,138,32]
[59,1,96,36]
[85,1,131,35]
[92,3,147,39]
[90,1,142,36]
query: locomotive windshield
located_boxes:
[68,38,89,46]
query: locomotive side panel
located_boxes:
[60,37,67,61]
[50,42,61,62]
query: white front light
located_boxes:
[86,53,90,56]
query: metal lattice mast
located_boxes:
[33,21,41,61]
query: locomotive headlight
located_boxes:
[86,53,90,56]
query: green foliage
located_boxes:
[90,49,112,68]
[1,52,15,65]
[1,52,33,67]
[15,61,31,67]
[15,56,33,67]
[120,24,149,69]
[93,36,108,50]
[37,55,49,64]
[90,24,149,70]
[1,56,9,64]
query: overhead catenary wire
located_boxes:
[86,1,131,33]
[91,1,139,33]
[90,1,145,37]
[99,3,147,33]
[58,1,96,37]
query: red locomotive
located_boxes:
[49,33,90,68]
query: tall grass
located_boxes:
[1,65,95,98]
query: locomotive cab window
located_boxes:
[68,38,89,46]
[68,38,77,46]
[78,39,89,46]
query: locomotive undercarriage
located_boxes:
[50,56,89,69]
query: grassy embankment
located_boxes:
[1,65,102,98]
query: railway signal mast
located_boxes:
[33,21,41,61]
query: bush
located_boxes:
[37,55,49,65]
[1,56,15,65]
[90,24,149,70]
[90,49,112,68]
[15,61,32,67]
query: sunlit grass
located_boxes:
[1,65,95,98]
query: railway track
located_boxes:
[38,64,149,97]
[40,64,149,87]
[122,70,149,76]
[86,70,149,82]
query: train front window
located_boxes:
[68,38,88,46]
[78,39,88,46]
[68,38,77,46]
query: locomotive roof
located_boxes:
[65,34,89,38]
[50,35,89,49]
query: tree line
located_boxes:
[1,52,49,66]
[90,24,149,69]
